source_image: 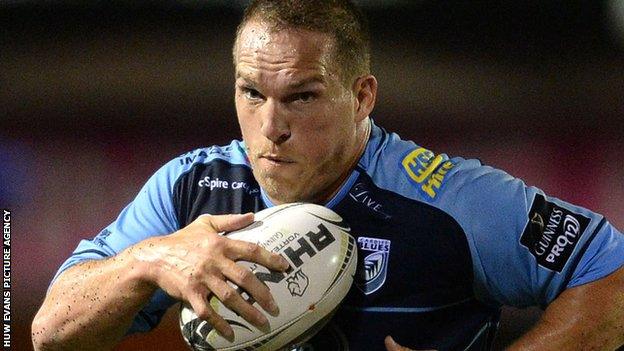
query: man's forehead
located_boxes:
[234,21,337,86]
[235,20,335,66]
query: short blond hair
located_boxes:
[234,0,371,84]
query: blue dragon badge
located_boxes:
[355,237,391,295]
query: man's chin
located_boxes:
[257,177,310,204]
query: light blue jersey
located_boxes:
[54,120,624,350]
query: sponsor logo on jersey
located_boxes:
[355,237,391,295]
[400,147,455,201]
[520,194,590,272]
[178,148,231,165]
[197,176,259,194]
[286,269,310,297]
[348,183,391,219]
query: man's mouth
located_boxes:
[260,154,295,164]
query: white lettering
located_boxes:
[535,242,547,256]
[556,234,572,247]
[349,185,391,219]
[534,208,563,256]
[197,176,229,190]
[545,215,581,264]
[563,215,580,238]
[1,210,9,347]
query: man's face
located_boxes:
[234,21,362,204]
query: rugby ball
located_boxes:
[179,203,357,351]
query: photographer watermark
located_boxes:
[3,210,11,349]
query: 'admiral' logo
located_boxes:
[400,148,455,201]
[92,228,112,247]
[355,237,391,295]
[178,148,231,165]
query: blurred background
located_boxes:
[2,0,623,350]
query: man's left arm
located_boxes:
[507,265,624,350]
[425,159,624,350]
[385,265,623,351]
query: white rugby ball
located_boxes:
[179,203,357,351]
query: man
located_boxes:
[32,1,624,350]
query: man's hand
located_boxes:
[32,213,290,351]
[135,213,290,340]
[384,335,436,351]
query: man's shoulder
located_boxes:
[362,124,485,205]
[173,140,249,169]
[146,139,251,188]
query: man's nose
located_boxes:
[260,101,291,144]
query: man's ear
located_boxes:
[353,74,378,122]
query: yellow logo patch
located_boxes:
[401,148,455,200]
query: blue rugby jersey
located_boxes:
[53,121,624,350]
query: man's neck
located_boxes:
[307,118,372,205]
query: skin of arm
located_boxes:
[506,265,624,351]
[31,213,289,351]
[31,249,157,351]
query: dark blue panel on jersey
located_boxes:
[172,159,264,226]
[303,299,499,351]
[308,171,497,350]
[336,171,474,307]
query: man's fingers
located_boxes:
[226,239,290,272]
[220,260,279,317]
[208,277,270,330]
[198,213,255,233]
[187,292,234,341]
[384,336,426,351]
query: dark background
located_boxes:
[2,1,623,350]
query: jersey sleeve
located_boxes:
[50,155,185,333]
[437,159,624,308]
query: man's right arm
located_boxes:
[31,241,157,351]
[31,213,289,351]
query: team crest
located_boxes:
[355,237,391,295]
[287,269,309,297]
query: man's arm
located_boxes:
[31,213,289,351]
[31,246,156,351]
[385,266,624,351]
[506,265,624,350]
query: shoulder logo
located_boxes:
[400,148,455,200]
[520,194,591,272]
[355,237,391,295]
[92,228,112,247]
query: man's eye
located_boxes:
[242,88,263,100]
[293,92,316,103]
